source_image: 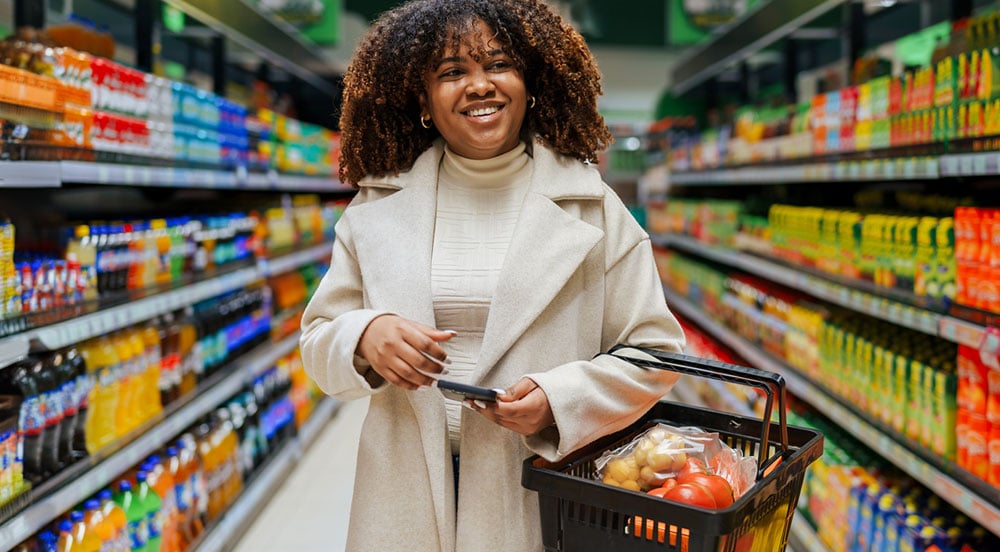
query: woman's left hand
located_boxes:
[469,378,555,436]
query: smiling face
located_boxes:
[419,19,529,160]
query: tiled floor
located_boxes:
[232,397,369,552]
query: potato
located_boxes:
[605,457,639,483]
[620,479,641,492]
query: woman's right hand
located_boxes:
[357,314,455,390]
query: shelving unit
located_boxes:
[661,285,1000,535]
[159,0,340,95]
[670,0,846,95]
[0,241,333,370]
[670,156,940,185]
[0,161,350,192]
[0,331,303,549]
[194,396,338,552]
[655,234,949,337]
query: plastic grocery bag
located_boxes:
[595,423,757,497]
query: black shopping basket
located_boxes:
[522,347,824,552]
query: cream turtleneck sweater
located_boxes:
[433,142,532,454]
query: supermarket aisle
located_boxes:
[233,396,369,552]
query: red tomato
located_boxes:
[646,486,671,499]
[676,457,711,482]
[682,473,734,508]
[663,482,717,509]
[659,478,678,492]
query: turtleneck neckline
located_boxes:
[440,142,530,190]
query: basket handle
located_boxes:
[607,345,789,477]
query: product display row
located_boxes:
[652,245,1000,538]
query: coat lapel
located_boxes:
[474,138,606,379]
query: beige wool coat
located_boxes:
[300,136,685,551]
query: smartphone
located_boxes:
[434,379,503,402]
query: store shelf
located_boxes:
[0,161,350,191]
[28,266,259,352]
[0,331,301,550]
[661,286,1000,536]
[939,151,1000,178]
[670,156,939,185]
[657,234,943,337]
[3,242,332,357]
[671,0,845,95]
[161,0,338,95]
[0,161,62,188]
[195,396,337,552]
[0,334,29,371]
[260,242,333,277]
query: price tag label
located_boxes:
[98,165,111,183]
[124,166,136,184]
[904,159,917,178]
[975,155,988,175]
[989,153,1000,175]
[961,155,975,175]
[941,156,956,176]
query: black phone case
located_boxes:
[435,379,499,402]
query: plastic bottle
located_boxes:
[115,480,147,552]
[56,519,75,552]
[0,360,42,483]
[177,309,199,397]
[145,455,178,552]
[49,350,78,470]
[175,434,205,540]
[139,322,163,417]
[125,328,154,425]
[64,224,98,303]
[26,353,64,479]
[83,499,114,552]
[37,530,58,552]
[65,347,90,460]
[98,488,129,552]
[158,313,180,407]
[112,331,137,437]
[81,336,120,454]
[70,509,101,552]
[135,470,162,552]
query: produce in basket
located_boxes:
[596,423,756,498]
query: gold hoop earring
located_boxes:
[420,115,432,129]
[529,96,536,109]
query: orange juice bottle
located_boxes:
[146,455,180,552]
[69,510,100,552]
[177,309,198,397]
[112,331,137,437]
[125,328,153,425]
[83,499,113,552]
[97,488,129,552]
[141,321,164,418]
[80,336,120,454]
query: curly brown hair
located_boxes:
[338,0,613,186]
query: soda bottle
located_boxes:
[135,470,162,552]
[70,509,101,552]
[65,347,90,460]
[179,307,203,391]
[98,488,129,552]
[0,360,44,483]
[80,336,119,454]
[64,224,98,303]
[56,520,75,552]
[175,434,205,540]
[83,498,114,552]
[145,455,178,552]
[31,353,65,478]
[157,313,180,407]
[115,480,147,552]
[37,530,58,552]
[49,350,77,469]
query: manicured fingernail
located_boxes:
[474,400,487,409]
[462,402,474,410]
[443,330,458,336]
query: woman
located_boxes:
[299,0,685,549]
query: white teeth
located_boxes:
[467,106,500,117]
